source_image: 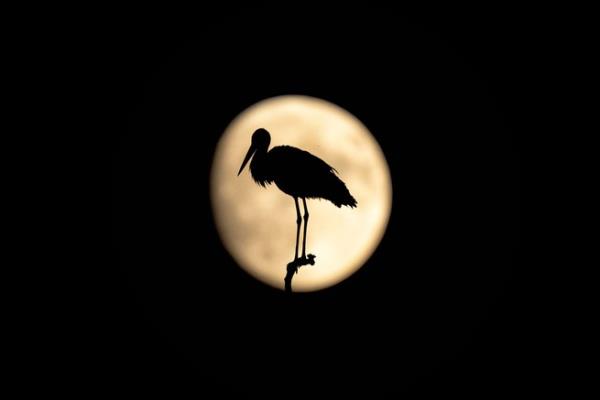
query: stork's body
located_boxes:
[238,128,357,265]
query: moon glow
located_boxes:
[210,95,392,292]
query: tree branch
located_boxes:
[284,254,316,293]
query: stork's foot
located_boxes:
[303,254,316,265]
[287,254,316,274]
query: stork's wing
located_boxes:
[268,145,357,207]
[269,145,337,175]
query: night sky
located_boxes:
[108,6,526,395]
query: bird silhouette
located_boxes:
[238,128,357,283]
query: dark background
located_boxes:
[108,6,525,395]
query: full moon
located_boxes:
[210,95,392,292]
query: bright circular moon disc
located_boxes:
[210,95,392,292]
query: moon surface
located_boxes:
[210,95,392,292]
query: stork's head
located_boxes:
[238,128,271,175]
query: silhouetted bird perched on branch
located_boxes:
[238,128,357,290]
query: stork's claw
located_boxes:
[287,254,317,273]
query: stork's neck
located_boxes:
[249,143,271,185]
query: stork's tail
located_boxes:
[326,174,357,208]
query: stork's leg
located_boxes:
[294,197,302,261]
[302,198,309,259]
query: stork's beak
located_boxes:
[238,143,256,176]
